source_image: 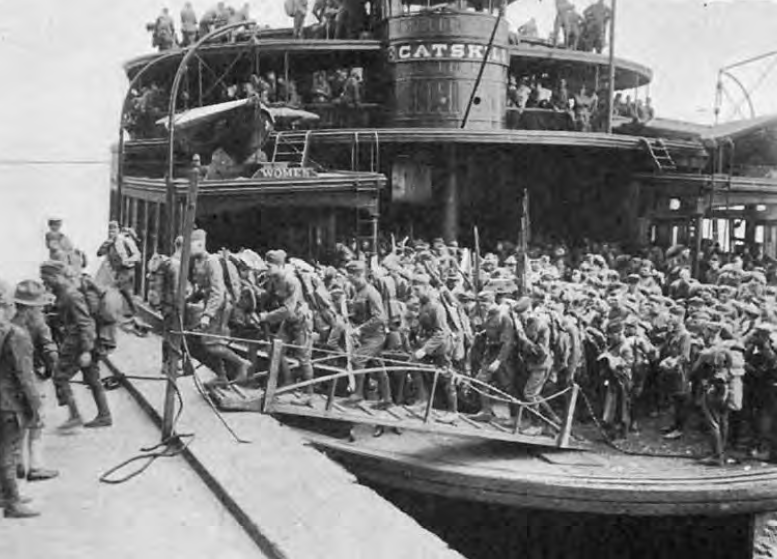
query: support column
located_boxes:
[152,202,161,256]
[442,145,459,243]
[745,205,758,247]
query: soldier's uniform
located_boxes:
[11,281,59,481]
[41,261,111,429]
[472,292,516,420]
[153,9,176,50]
[658,311,693,438]
[97,221,140,317]
[346,260,390,406]
[0,284,42,517]
[262,251,314,398]
[599,321,635,438]
[188,232,252,384]
[412,276,457,416]
[583,0,611,53]
[517,312,553,430]
[625,317,657,427]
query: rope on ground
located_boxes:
[99,362,195,485]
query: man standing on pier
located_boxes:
[0,280,42,518]
[11,280,59,482]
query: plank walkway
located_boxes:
[108,331,464,559]
[268,391,579,449]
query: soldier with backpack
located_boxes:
[40,261,112,430]
[97,221,141,320]
[258,250,315,405]
[189,230,253,386]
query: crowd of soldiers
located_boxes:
[144,228,777,467]
[147,0,372,50]
[0,219,142,519]
[148,2,254,50]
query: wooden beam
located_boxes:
[140,199,150,298]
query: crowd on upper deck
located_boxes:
[507,74,655,132]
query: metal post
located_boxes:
[162,155,201,440]
[605,0,617,134]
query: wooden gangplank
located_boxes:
[259,339,585,451]
[267,392,583,449]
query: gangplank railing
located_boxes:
[178,331,581,449]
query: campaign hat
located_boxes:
[14,280,54,307]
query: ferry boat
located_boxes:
[114,3,777,556]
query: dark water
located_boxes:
[367,482,752,559]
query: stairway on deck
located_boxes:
[107,331,463,559]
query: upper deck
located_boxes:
[123,11,654,140]
[124,36,652,91]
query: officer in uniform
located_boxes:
[411,274,458,422]
[11,281,59,482]
[188,230,252,386]
[181,2,198,46]
[471,291,516,423]
[40,261,111,430]
[0,279,42,518]
[344,260,391,408]
[258,250,315,405]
